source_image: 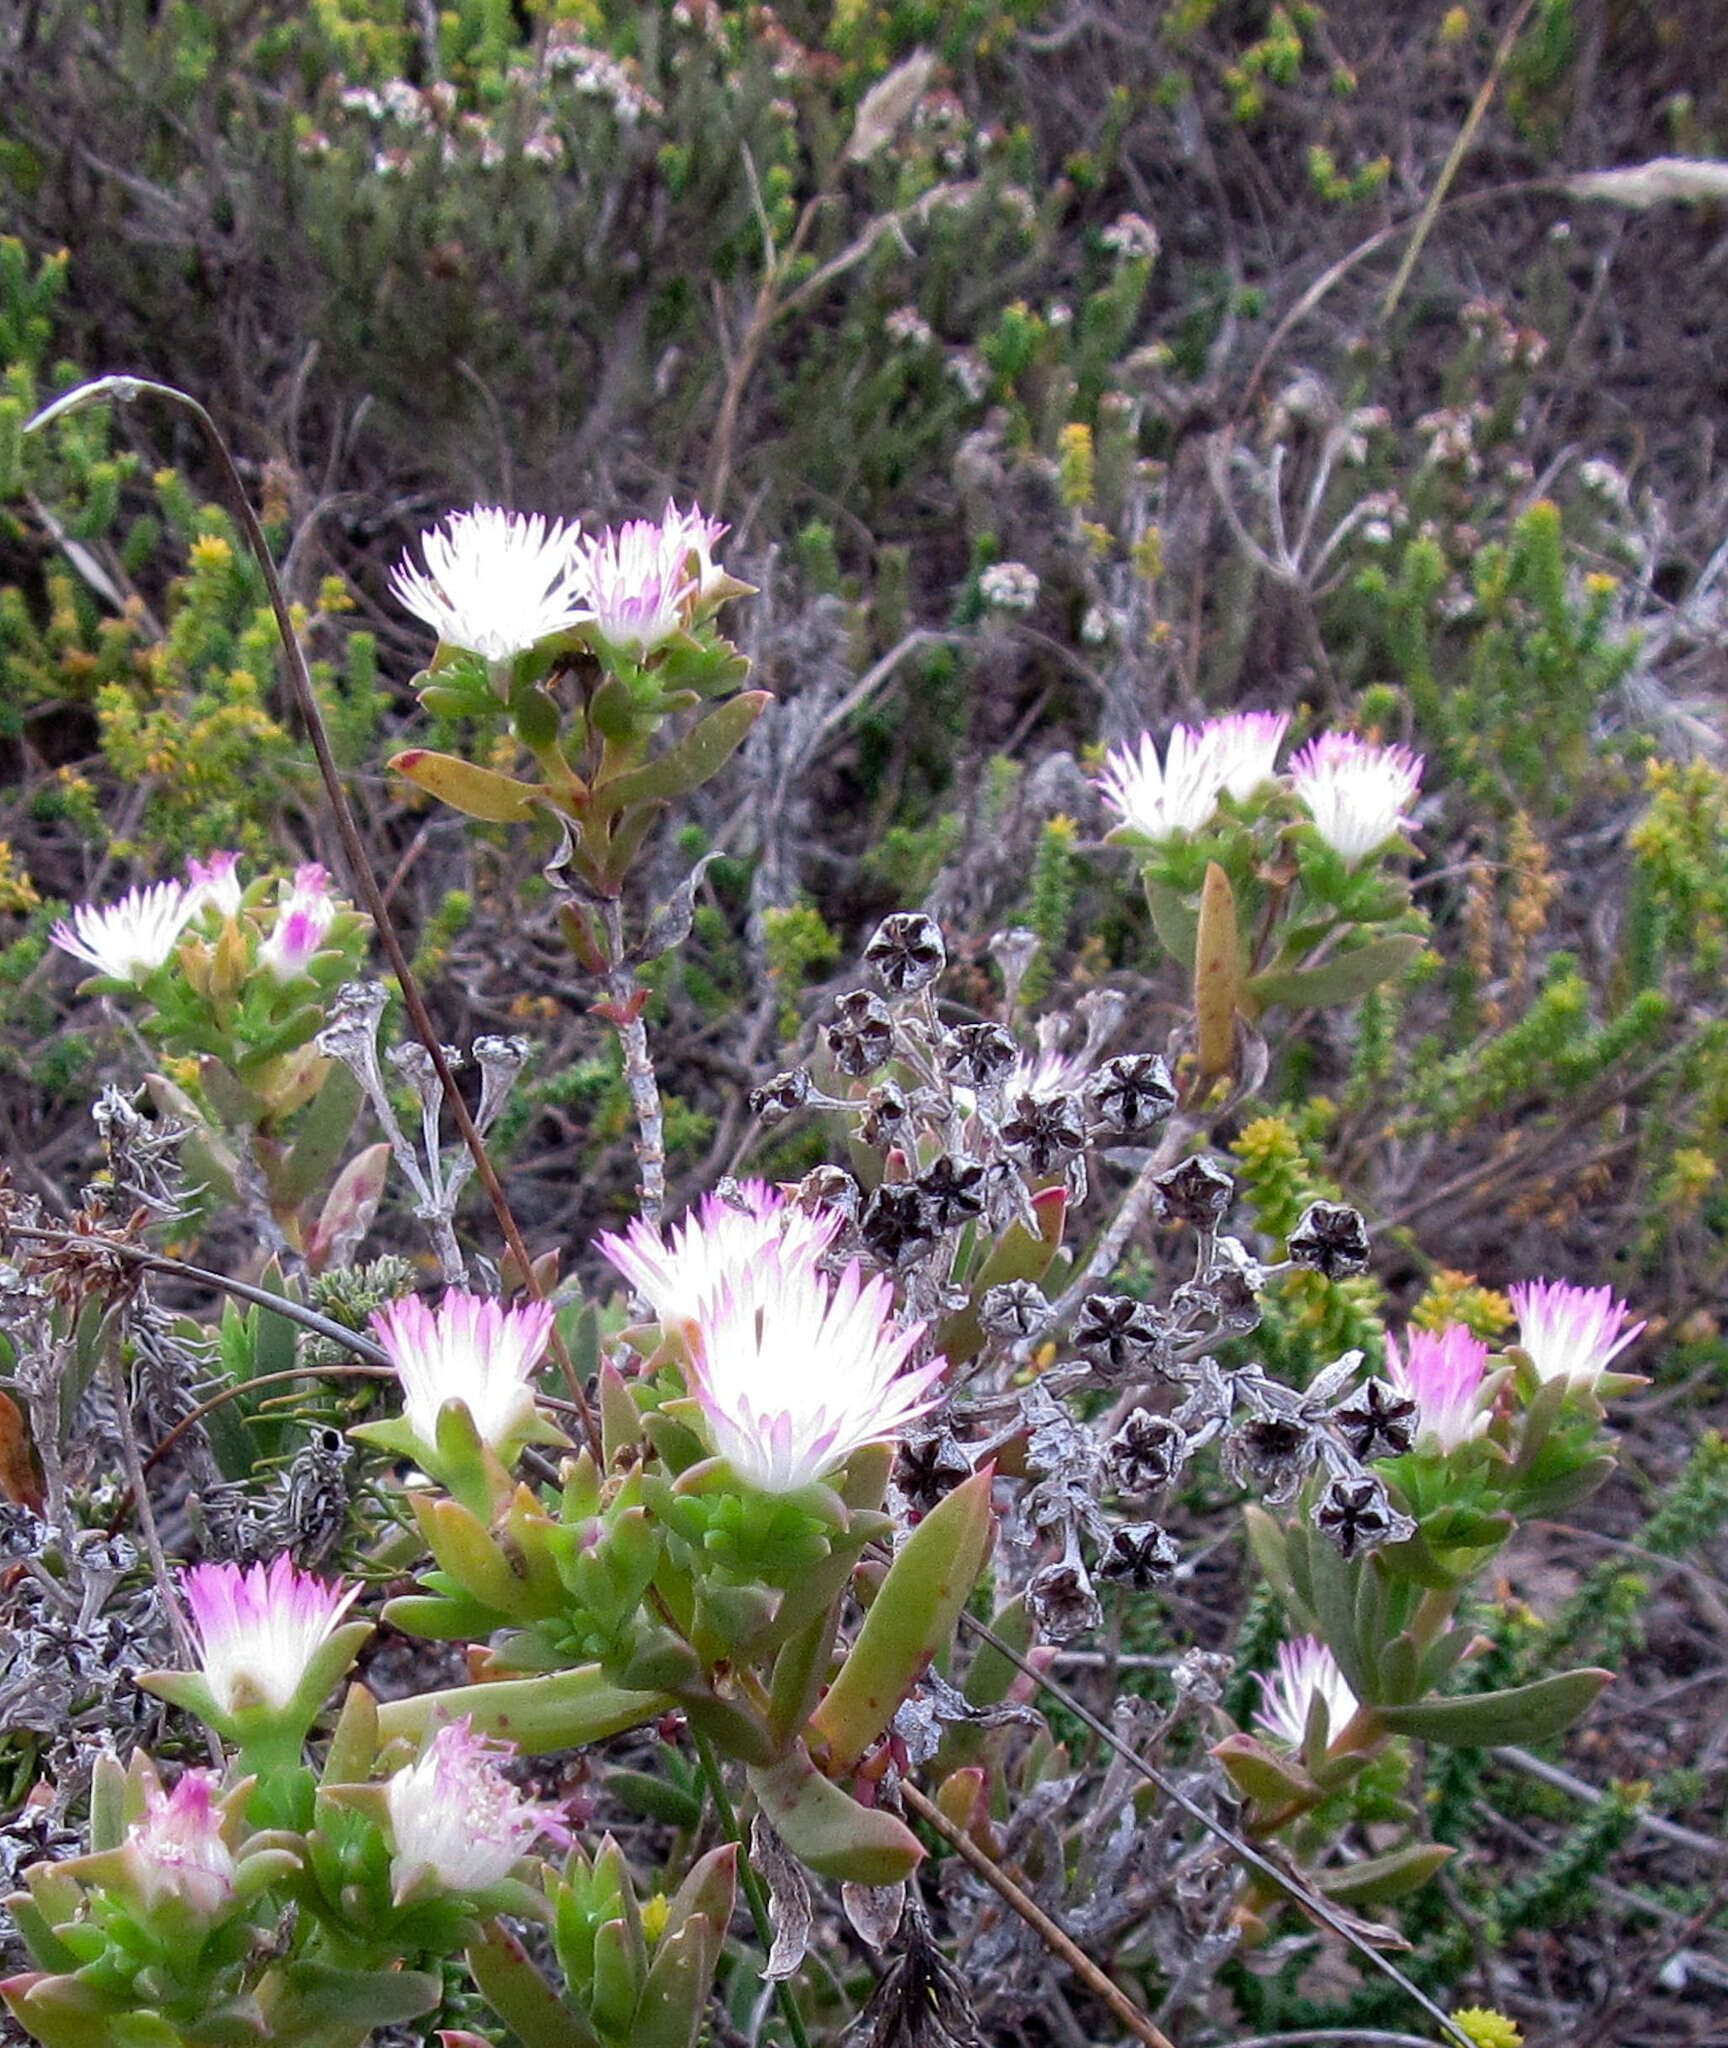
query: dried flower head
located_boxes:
[1253,1635,1359,1748]
[748,1068,811,1126]
[1107,1411,1187,1494]
[864,911,947,995]
[1333,1376,1419,1461]
[978,1279,1053,1343]
[1073,1295,1171,1382]
[1289,731,1423,865]
[1287,1200,1372,1279]
[1097,1521,1181,1588]
[1086,1052,1177,1136]
[827,988,897,1077]
[1000,1091,1088,1178]
[941,1021,1018,1090]
[1026,1556,1102,1642]
[181,1555,361,1715]
[385,1718,562,1900]
[391,506,592,660]
[370,1288,556,1460]
[51,881,193,983]
[1313,1472,1413,1558]
[915,1155,988,1230]
[688,1250,947,1492]
[859,1181,939,1269]
[1508,1278,1645,1390]
[1155,1154,1236,1229]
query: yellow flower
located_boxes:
[1449,2008,1524,2048]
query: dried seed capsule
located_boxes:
[1226,1414,1317,1505]
[1332,1377,1418,1461]
[749,1067,812,1126]
[1155,1154,1236,1229]
[1107,1411,1187,1494]
[941,1021,1018,1090]
[1097,1522,1181,1588]
[1073,1293,1171,1381]
[859,1181,938,1267]
[1287,1200,1372,1278]
[864,911,947,995]
[978,1279,1053,1342]
[1087,1052,1178,1135]
[916,1154,988,1231]
[1313,1472,1413,1559]
[1000,1090,1088,1178]
[859,1081,911,1149]
[893,1427,973,1514]
[826,989,896,1077]
[1171,1264,1263,1339]
[793,1164,861,1223]
[1026,1558,1102,1643]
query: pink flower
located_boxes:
[126,1770,235,1924]
[186,851,244,919]
[181,1556,361,1715]
[574,501,730,656]
[1289,732,1423,864]
[385,1718,563,1900]
[370,1289,556,1458]
[1508,1279,1645,1389]
[1384,1324,1491,1454]
[688,1246,946,1493]
[51,881,192,982]
[391,506,592,661]
[598,1179,844,1326]
[1253,1635,1358,1749]
[258,863,336,978]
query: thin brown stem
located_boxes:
[900,1779,1177,2048]
[26,378,601,1459]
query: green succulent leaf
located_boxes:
[1373,1667,1612,1747]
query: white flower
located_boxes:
[181,1556,360,1715]
[573,501,730,656]
[1094,723,1228,844]
[1100,211,1160,262]
[979,562,1040,613]
[885,305,934,348]
[598,1180,842,1326]
[370,1288,556,1458]
[1207,710,1290,800]
[127,1771,235,1924]
[1253,1636,1359,1749]
[390,506,592,661]
[1508,1279,1645,1390]
[689,1247,948,1493]
[1288,731,1424,864]
[385,1719,560,1900]
[51,881,193,982]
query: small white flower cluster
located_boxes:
[885,305,934,349]
[945,350,989,402]
[979,561,1040,613]
[1578,457,1631,509]
[1095,712,1425,866]
[1100,211,1160,262]
[545,33,664,121]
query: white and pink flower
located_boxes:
[574,501,730,656]
[186,851,244,919]
[126,1770,236,1924]
[370,1288,556,1459]
[181,1556,361,1715]
[258,863,336,978]
[1289,731,1423,865]
[1508,1278,1645,1390]
[1384,1323,1492,1454]
[391,505,593,661]
[385,1718,563,1900]
[51,881,193,983]
[598,1179,844,1327]
[687,1246,947,1493]
[1254,1635,1359,1749]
